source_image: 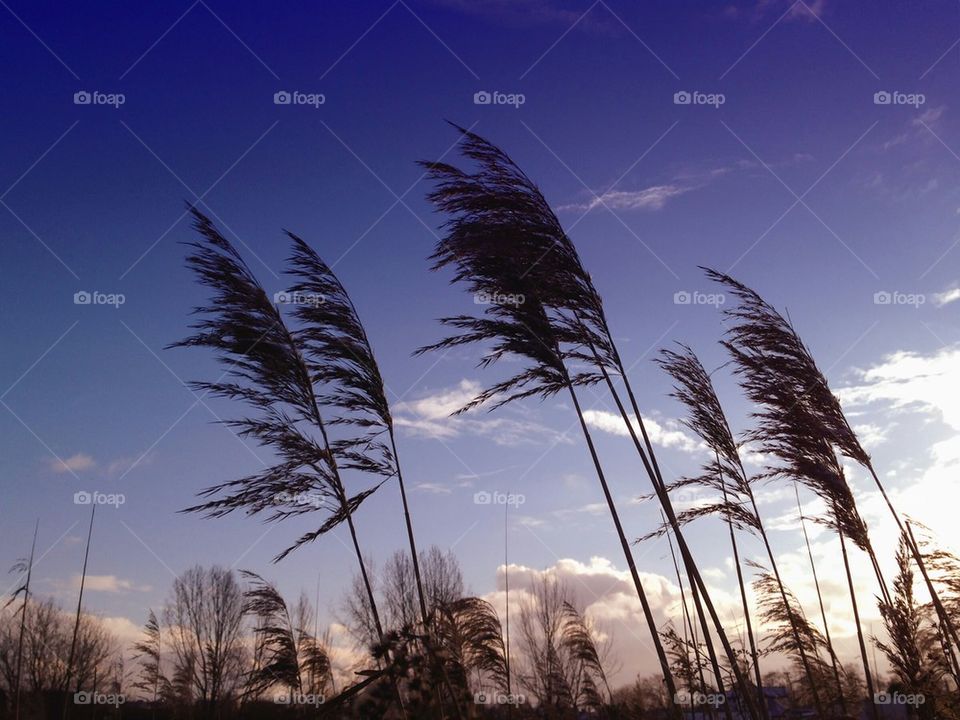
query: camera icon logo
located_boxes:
[274,91,292,105]
[873,290,892,305]
[874,91,891,105]
[273,291,291,304]
[74,291,92,305]
[673,290,692,305]
[673,91,692,105]
[474,91,492,105]
[74,491,92,505]
[473,491,492,505]
[74,91,91,105]
[74,692,92,705]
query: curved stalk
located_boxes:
[565,381,682,720]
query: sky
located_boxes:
[2,0,960,687]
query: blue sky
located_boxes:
[2,0,960,683]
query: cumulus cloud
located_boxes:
[480,555,741,684]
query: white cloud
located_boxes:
[832,344,960,575]
[74,574,151,593]
[581,409,701,453]
[47,453,95,474]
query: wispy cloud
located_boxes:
[428,0,620,33]
[723,0,829,24]
[932,287,960,307]
[883,105,945,151]
[62,574,151,593]
[395,380,573,446]
[413,482,453,495]
[47,453,95,474]
[560,184,691,213]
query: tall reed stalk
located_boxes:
[417,127,685,719]
[283,234,462,718]
[903,522,960,681]
[10,520,38,720]
[663,511,710,714]
[63,503,96,720]
[707,268,895,718]
[173,211,397,705]
[653,345,823,717]
[794,484,847,712]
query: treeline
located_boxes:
[0,552,615,719]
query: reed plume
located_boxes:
[419,125,760,719]
[172,209,389,672]
[417,125,682,714]
[240,570,330,698]
[707,267,888,717]
[652,344,833,717]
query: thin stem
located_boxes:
[14,520,38,720]
[795,484,846,713]
[664,512,711,718]
[904,522,960,681]
[594,353,746,720]
[839,528,879,720]
[565,381,682,720]
[870,465,960,658]
[63,503,96,720]
[719,464,765,720]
